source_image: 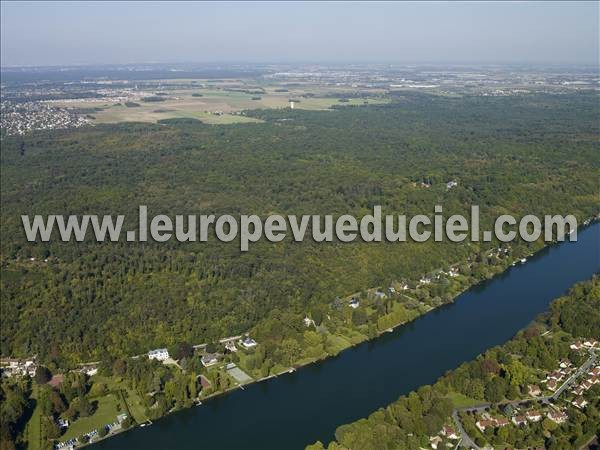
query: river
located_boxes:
[96,222,600,450]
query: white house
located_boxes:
[349,298,360,309]
[303,317,314,327]
[148,348,169,361]
[429,436,442,449]
[528,384,542,397]
[201,354,218,367]
[546,379,558,391]
[526,410,542,422]
[225,341,238,352]
[570,341,584,351]
[547,410,568,424]
[440,425,459,440]
[81,365,98,376]
[559,359,571,369]
[512,415,527,426]
[240,336,257,349]
[448,267,459,277]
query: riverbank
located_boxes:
[314,277,600,450]
[80,220,600,450]
[87,220,599,449]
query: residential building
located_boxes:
[148,348,170,361]
[201,354,219,367]
[570,341,584,351]
[240,336,258,349]
[528,384,541,396]
[572,397,588,409]
[440,425,459,440]
[547,410,568,424]
[526,410,542,422]
[512,415,527,426]
[225,341,238,352]
[429,436,442,449]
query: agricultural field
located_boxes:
[47,80,391,125]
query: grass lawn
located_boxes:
[447,392,486,408]
[25,385,42,450]
[60,394,124,441]
[325,334,353,355]
[121,388,149,424]
[90,375,149,424]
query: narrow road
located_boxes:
[552,350,597,400]
[455,349,597,449]
[452,410,480,450]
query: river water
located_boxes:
[96,223,599,450]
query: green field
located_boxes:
[52,83,390,125]
[25,385,42,450]
[447,391,487,408]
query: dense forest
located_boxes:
[307,277,600,450]
[1,92,599,366]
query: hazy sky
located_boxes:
[1,1,598,67]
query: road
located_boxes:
[452,410,480,450]
[454,349,597,449]
[552,349,597,400]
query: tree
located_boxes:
[35,366,52,384]
[310,307,324,326]
[351,309,367,326]
[174,341,194,360]
[303,331,324,358]
[542,418,558,432]
[503,359,530,386]
[73,396,94,417]
[64,404,78,422]
[278,339,302,366]
[41,417,60,440]
[206,342,218,353]
[497,425,510,441]
[466,379,485,400]
[49,389,66,414]
[112,359,127,377]
[484,377,506,403]
[121,416,132,429]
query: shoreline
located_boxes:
[39,218,600,448]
